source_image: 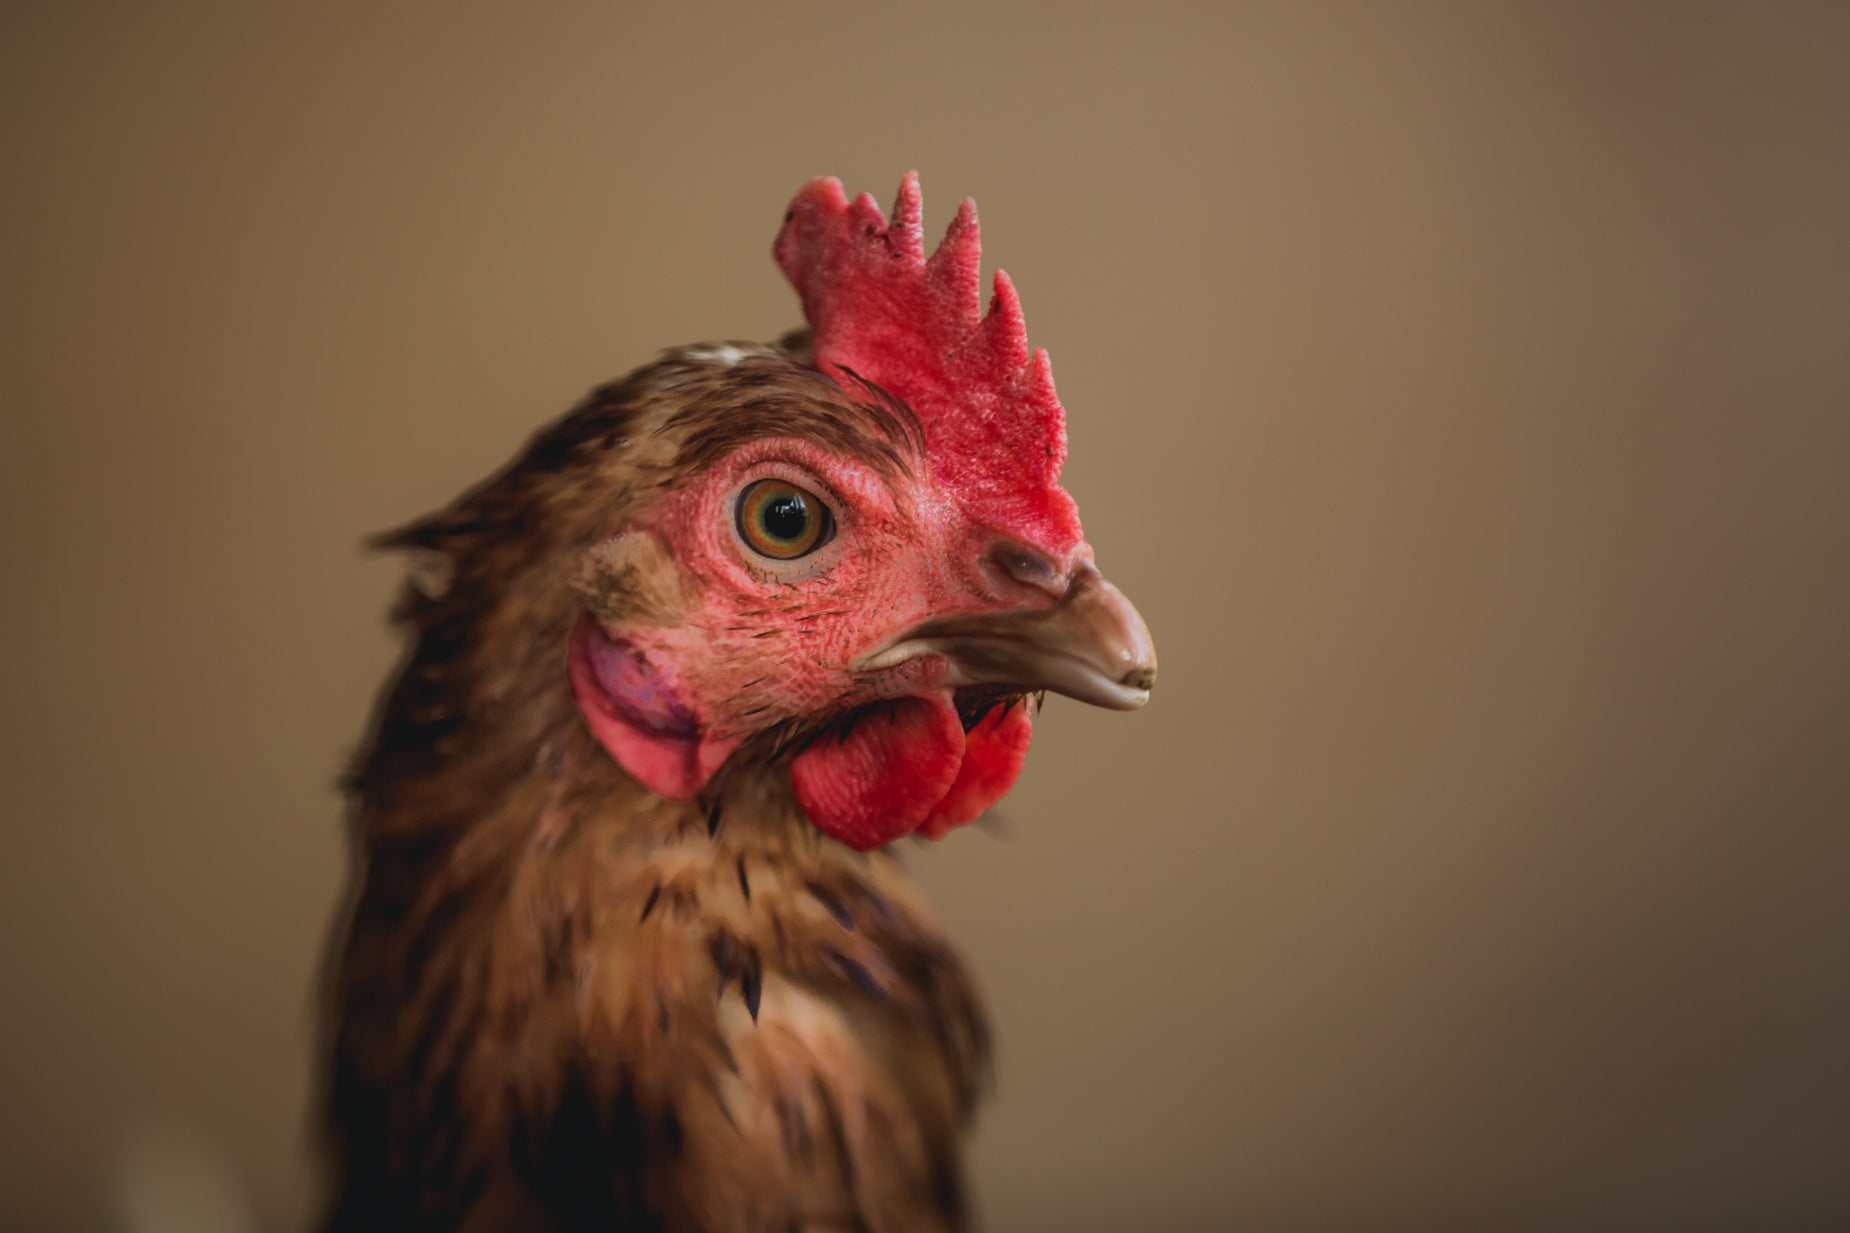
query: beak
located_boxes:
[853,566,1157,710]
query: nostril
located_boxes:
[988,541,1065,597]
[1120,666,1156,691]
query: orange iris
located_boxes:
[736,479,831,559]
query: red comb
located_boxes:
[774,173,1082,552]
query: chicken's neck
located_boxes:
[327,574,989,1228]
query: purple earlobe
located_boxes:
[578,617,700,739]
[567,613,707,799]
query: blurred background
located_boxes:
[4,2,1848,1230]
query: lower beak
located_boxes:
[853,567,1157,710]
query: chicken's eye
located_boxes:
[736,479,833,560]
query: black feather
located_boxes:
[712,932,739,997]
[741,952,762,1023]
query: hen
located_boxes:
[324,173,1156,1232]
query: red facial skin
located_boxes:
[565,431,1087,849]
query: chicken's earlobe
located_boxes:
[566,611,707,800]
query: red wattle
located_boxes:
[789,694,966,851]
[917,702,1033,839]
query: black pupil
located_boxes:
[761,492,810,542]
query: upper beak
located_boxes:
[853,566,1157,710]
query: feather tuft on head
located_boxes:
[774,173,1082,552]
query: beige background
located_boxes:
[4,3,1848,1230]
